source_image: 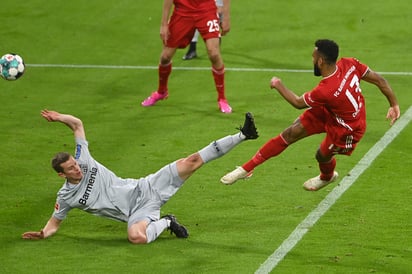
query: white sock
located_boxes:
[198,133,245,163]
[145,219,169,243]
[192,30,200,42]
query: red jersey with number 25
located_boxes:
[303,58,369,132]
[173,0,218,15]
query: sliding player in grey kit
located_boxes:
[22,109,258,244]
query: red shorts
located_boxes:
[167,11,221,48]
[300,107,366,156]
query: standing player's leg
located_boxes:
[204,37,231,113]
[198,9,231,113]
[142,13,194,107]
[183,30,199,60]
[141,46,176,107]
[300,107,351,191]
[302,146,338,191]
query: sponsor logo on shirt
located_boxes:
[79,167,98,205]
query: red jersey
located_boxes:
[173,0,218,15]
[303,58,369,132]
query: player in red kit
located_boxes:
[221,39,400,190]
[141,0,232,113]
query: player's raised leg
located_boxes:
[177,112,258,181]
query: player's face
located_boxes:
[312,48,322,76]
[59,156,83,183]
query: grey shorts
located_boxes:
[128,161,184,227]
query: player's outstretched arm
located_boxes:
[41,109,86,139]
[362,70,400,125]
[22,216,62,240]
[270,77,308,109]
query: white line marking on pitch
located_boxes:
[26,64,412,76]
[255,106,412,274]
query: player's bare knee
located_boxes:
[128,232,148,244]
[160,60,171,67]
[178,155,203,172]
[186,154,203,169]
[208,52,221,64]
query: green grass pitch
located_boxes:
[1,0,411,273]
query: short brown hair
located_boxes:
[51,152,71,173]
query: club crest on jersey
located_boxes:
[75,144,82,159]
[80,164,88,174]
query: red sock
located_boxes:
[212,66,225,100]
[242,135,289,172]
[319,157,336,181]
[158,63,172,93]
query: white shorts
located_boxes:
[128,161,184,227]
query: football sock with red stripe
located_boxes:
[212,65,225,100]
[242,135,289,172]
[319,157,336,181]
[157,63,172,93]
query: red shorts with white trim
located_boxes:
[166,11,221,48]
[300,107,366,156]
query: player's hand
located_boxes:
[386,105,400,126]
[160,25,169,45]
[219,16,230,36]
[270,77,282,89]
[22,230,44,240]
[221,21,231,36]
[41,109,60,122]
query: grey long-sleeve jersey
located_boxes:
[53,138,143,222]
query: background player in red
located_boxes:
[182,0,224,60]
[141,0,232,113]
[221,39,400,190]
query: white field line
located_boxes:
[255,106,412,274]
[25,64,412,75]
